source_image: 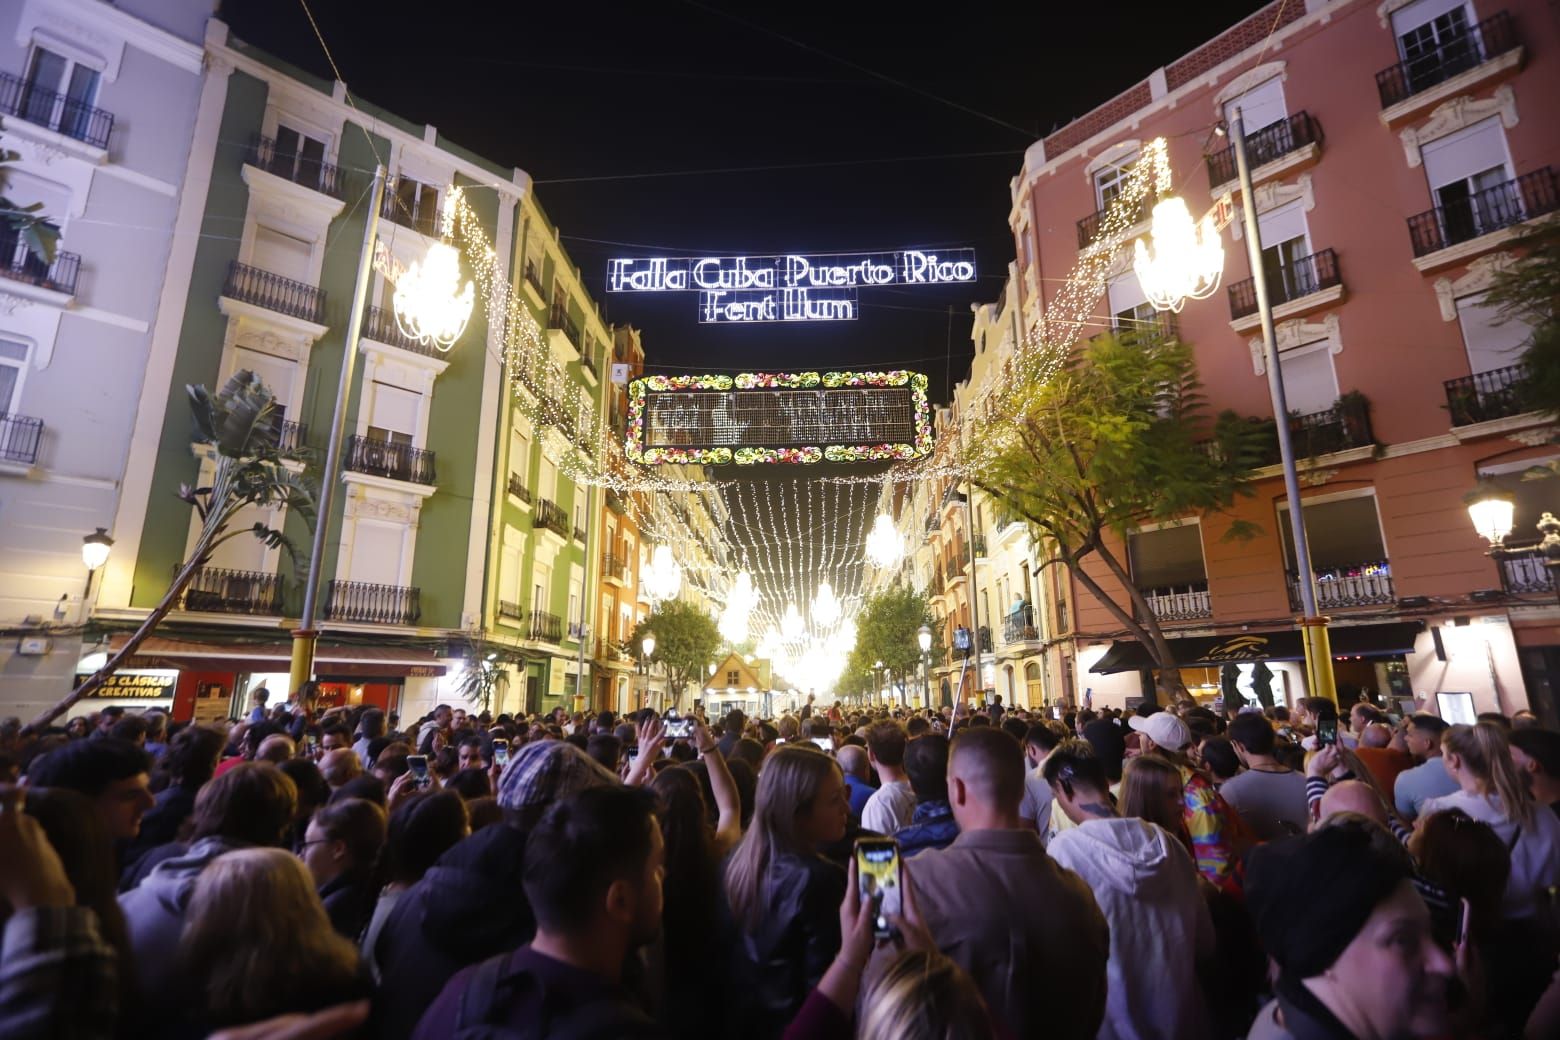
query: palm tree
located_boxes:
[27,370,316,732]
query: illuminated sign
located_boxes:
[607,249,977,324]
[626,371,934,466]
[71,670,178,699]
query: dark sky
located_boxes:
[221,0,1269,404]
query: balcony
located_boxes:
[581,352,598,382]
[497,599,526,622]
[1138,582,1213,622]
[1255,394,1375,467]
[362,305,442,358]
[1496,547,1554,595]
[247,135,345,199]
[343,435,436,485]
[507,472,532,504]
[523,257,545,299]
[1112,309,1179,345]
[1228,248,1341,321]
[573,525,588,544]
[548,303,580,347]
[1206,112,1321,190]
[1076,192,1153,250]
[0,414,44,465]
[1445,364,1535,427]
[1407,168,1558,264]
[1002,604,1039,644]
[0,237,80,297]
[0,69,113,150]
[324,579,421,625]
[534,497,570,538]
[944,557,968,584]
[1376,11,1521,112]
[380,190,438,236]
[275,419,308,454]
[602,551,628,584]
[179,566,282,616]
[223,261,326,325]
[1287,561,1394,610]
[528,610,564,643]
[606,490,626,516]
[971,535,987,557]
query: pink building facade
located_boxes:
[1009,0,1560,719]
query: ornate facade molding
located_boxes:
[344,484,422,526]
[1507,426,1558,448]
[1231,173,1314,239]
[1376,0,1419,27]
[1400,85,1518,168]
[1433,252,1516,321]
[1248,313,1342,375]
[1083,139,1142,180]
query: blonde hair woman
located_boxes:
[723,745,849,1038]
[859,950,996,1040]
[1421,722,1560,921]
[179,848,365,1030]
[1120,754,1193,852]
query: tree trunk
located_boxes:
[23,552,209,734]
[1065,554,1186,702]
[1090,541,1190,702]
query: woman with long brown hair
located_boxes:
[179,848,365,1032]
[722,744,849,1039]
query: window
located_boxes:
[574,500,585,534]
[0,338,29,413]
[1256,202,1315,299]
[1277,341,1340,415]
[1457,292,1532,374]
[391,177,439,235]
[1128,523,1208,589]
[22,46,100,143]
[1277,493,1388,573]
[499,542,522,608]
[1106,272,1155,333]
[250,225,313,281]
[368,382,421,444]
[347,521,403,585]
[1422,117,1514,241]
[532,561,552,613]
[1392,0,1477,88]
[539,456,558,503]
[727,670,740,686]
[1094,154,1138,210]
[0,172,68,277]
[1222,76,1286,134]
[270,124,328,188]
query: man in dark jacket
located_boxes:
[370,739,620,1040]
[895,734,959,856]
[412,786,665,1038]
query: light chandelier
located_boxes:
[394,240,475,351]
[642,544,683,602]
[781,602,805,641]
[812,580,841,627]
[1132,196,1224,313]
[864,512,903,569]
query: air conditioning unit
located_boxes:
[16,636,52,656]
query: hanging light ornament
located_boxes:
[781,602,804,641]
[643,544,683,602]
[864,512,903,569]
[812,580,841,627]
[393,241,475,351]
[1132,196,1224,314]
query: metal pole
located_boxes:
[1231,113,1336,705]
[959,415,984,710]
[290,166,387,695]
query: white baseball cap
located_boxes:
[1127,712,1192,752]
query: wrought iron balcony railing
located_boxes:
[0,237,80,296]
[1002,605,1039,644]
[1287,561,1394,610]
[1376,11,1520,108]
[0,414,43,465]
[1407,168,1558,258]
[1497,547,1555,595]
[275,419,308,454]
[1254,394,1374,466]
[602,552,629,580]
[362,305,441,357]
[524,257,545,297]
[1445,364,1533,426]
[248,135,345,198]
[1228,248,1341,319]
[497,599,526,621]
[223,261,327,324]
[179,566,283,615]
[0,69,113,149]
[344,434,437,485]
[1206,111,1321,186]
[534,497,570,537]
[548,303,580,347]
[528,610,563,642]
[324,579,421,625]
[1076,192,1154,250]
[507,472,532,503]
[573,525,588,544]
[380,189,438,236]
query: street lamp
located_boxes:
[918,624,932,709]
[873,659,884,706]
[1467,485,1560,601]
[81,527,114,572]
[1134,115,1338,703]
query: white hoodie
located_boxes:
[1047,817,1214,1040]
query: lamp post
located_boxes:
[917,624,932,709]
[80,526,114,622]
[1135,113,1337,704]
[641,631,657,711]
[873,659,884,707]
[1467,486,1560,603]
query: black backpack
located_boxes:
[448,951,654,1040]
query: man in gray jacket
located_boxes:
[897,727,1109,1039]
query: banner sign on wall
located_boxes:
[606,249,977,324]
[71,670,178,699]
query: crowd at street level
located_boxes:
[1,689,1559,1039]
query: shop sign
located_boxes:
[71,670,178,699]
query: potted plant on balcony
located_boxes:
[26,370,316,733]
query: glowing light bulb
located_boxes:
[394,241,475,351]
[812,580,840,627]
[1132,196,1224,313]
[865,512,903,569]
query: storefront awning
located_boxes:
[110,636,447,678]
[1088,621,1424,674]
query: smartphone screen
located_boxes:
[493,739,509,767]
[855,837,902,939]
[811,737,833,752]
[407,754,430,787]
[1317,719,1338,746]
[627,745,639,768]
[664,718,693,739]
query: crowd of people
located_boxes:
[1,685,1558,1039]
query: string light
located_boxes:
[393,241,474,350]
[812,580,841,627]
[865,511,904,568]
[643,544,684,602]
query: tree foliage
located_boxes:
[28,371,316,731]
[845,585,937,703]
[970,332,1263,700]
[630,598,721,707]
[1484,215,1560,421]
[1,149,59,263]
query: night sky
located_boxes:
[220,0,1270,405]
